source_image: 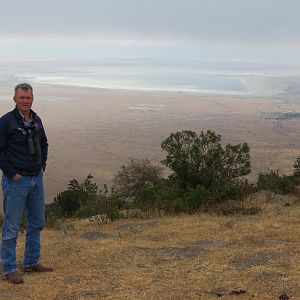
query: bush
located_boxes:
[52,190,81,217]
[294,157,300,176]
[135,179,253,215]
[210,179,254,202]
[48,173,127,223]
[131,129,254,214]
[75,185,124,220]
[50,174,98,217]
[135,180,184,213]
[161,130,251,190]
[113,158,163,201]
[173,185,211,213]
[257,170,300,194]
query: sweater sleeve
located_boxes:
[0,116,18,178]
[40,120,48,171]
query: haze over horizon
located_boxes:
[0,0,299,95]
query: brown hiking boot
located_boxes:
[23,263,54,273]
[5,271,24,284]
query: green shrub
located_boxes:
[93,197,121,221]
[135,176,253,214]
[68,174,98,206]
[53,190,81,217]
[76,196,121,220]
[51,174,99,217]
[294,157,300,176]
[175,185,211,213]
[257,170,300,194]
[75,185,124,220]
[161,130,251,191]
[211,179,254,202]
[132,130,252,212]
[135,180,183,213]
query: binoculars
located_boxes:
[27,131,41,158]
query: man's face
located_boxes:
[13,88,33,114]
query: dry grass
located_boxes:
[1,202,300,299]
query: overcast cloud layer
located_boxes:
[0,0,299,45]
[0,0,299,67]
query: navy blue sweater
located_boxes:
[0,107,48,178]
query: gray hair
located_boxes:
[14,83,33,97]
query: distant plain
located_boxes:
[0,83,300,209]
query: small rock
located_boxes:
[119,208,143,218]
[229,289,246,295]
[279,293,289,300]
[88,214,110,225]
[210,288,227,297]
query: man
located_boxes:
[0,83,53,284]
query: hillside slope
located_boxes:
[1,202,300,299]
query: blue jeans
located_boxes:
[1,173,45,274]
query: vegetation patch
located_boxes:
[45,130,300,226]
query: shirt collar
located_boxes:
[18,109,32,122]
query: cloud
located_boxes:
[0,0,299,45]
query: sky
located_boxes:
[0,0,299,66]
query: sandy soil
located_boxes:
[1,83,300,208]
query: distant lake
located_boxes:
[4,58,300,96]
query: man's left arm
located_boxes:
[40,121,48,171]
